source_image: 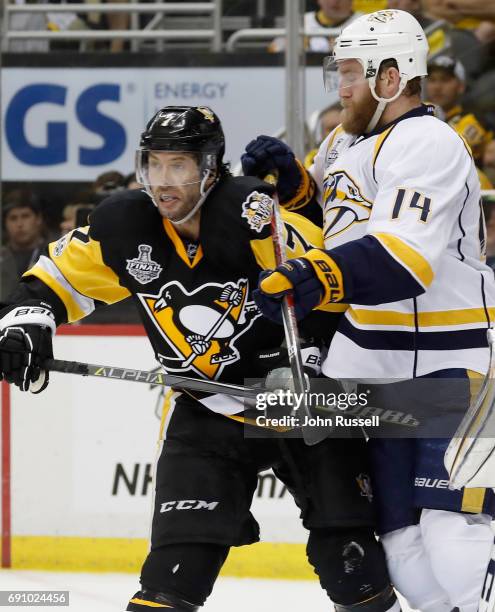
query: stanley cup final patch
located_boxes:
[126,244,163,284]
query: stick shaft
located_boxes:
[45,358,260,399]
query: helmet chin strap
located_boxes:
[171,169,216,226]
[365,74,408,133]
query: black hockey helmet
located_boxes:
[139,106,225,161]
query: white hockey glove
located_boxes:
[256,342,321,392]
[0,301,56,393]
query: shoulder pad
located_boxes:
[88,189,158,241]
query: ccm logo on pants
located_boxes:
[160,500,220,513]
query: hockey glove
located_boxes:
[0,301,55,393]
[253,249,345,324]
[241,135,303,203]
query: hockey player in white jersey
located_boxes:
[243,9,495,612]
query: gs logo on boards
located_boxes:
[5,83,126,167]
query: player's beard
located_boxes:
[341,87,379,135]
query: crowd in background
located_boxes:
[1,0,495,320]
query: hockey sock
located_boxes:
[307,526,399,611]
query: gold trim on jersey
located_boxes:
[372,232,434,288]
[249,210,324,270]
[25,231,131,322]
[162,219,204,268]
[158,389,175,441]
[372,125,397,179]
[25,258,88,322]
[461,487,485,513]
[348,306,495,328]
[326,125,345,158]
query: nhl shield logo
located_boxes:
[126,244,163,284]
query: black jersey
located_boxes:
[22,176,326,396]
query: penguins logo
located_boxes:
[241,191,273,233]
[322,170,373,241]
[139,279,260,379]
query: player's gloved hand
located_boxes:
[253,249,345,324]
[0,301,56,393]
[252,343,321,420]
[241,135,302,202]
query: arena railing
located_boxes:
[225,27,342,52]
[2,1,223,53]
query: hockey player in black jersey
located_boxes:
[0,106,399,612]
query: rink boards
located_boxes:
[0,326,315,578]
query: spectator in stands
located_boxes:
[93,169,125,198]
[269,0,362,53]
[1,189,45,298]
[124,172,143,190]
[7,0,49,53]
[422,0,495,44]
[426,54,493,187]
[483,140,495,186]
[483,194,495,271]
[388,0,433,28]
[105,0,130,53]
[305,104,342,167]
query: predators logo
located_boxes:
[139,279,260,379]
[367,10,397,23]
[241,191,273,233]
[322,170,373,241]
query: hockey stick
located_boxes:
[264,173,329,446]
[44,358,417,429]
[44,357,262,399]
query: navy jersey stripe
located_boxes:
[338,317,488,351]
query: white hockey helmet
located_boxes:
[324,10,429,129]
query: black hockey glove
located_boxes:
[241,135,303,202]
[0,301,55,393]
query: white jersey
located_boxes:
[310,105,495,380]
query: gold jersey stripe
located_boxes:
[129,597,172,608]
[46,232,131,306]
[25,264,87,322]
[461,487,486,513]
[158,389,175,441]
[372,125,396,176]
[372,232,434,288]
[250,210,323,270]
[163,219,203,268]
[348,306,495,327]
[326,125,345,157]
